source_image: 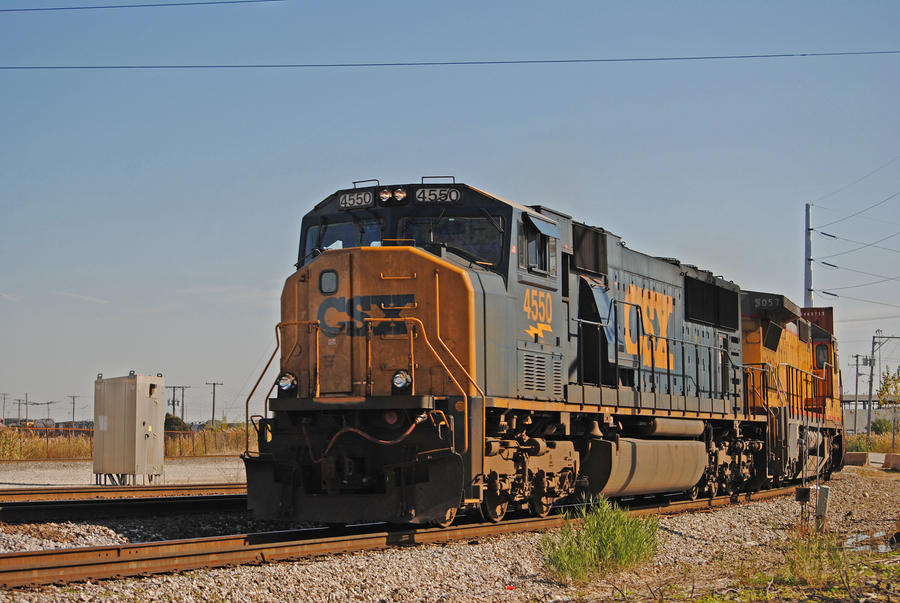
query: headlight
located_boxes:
[393,188,407,201]
[392,369,412,390]
[379,189,392,202]
[277,372,297,391]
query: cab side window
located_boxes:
[518,218,558,276]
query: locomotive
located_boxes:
[242,180,844,526]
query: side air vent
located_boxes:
[522,352,547,392]
[518,348,565,401]
[552,358,564,398]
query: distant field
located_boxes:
[0,426,256,460]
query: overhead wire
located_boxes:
[814,228,900,260]
[814,259,900,283]
[816,230,900,255]
[1,49,900,71]
[836,314,900,323]
[810,152,900,204]
[814,189,900,229]
[816,290,900,309]
[0,0,282,12]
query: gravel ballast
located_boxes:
[0,466,897,601]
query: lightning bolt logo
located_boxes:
[524,323,553,340]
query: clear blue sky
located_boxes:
[1,1,899,422]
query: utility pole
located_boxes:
[68,395,80,426]
[867,332,900,436]
[205,381,223,426]
[853,354,862,434]
[14,399,23,424]
[179,386,191,422]
[0,393,8,425]
[165,386,180,416]
[804,203,813,308]
[24,392,28,422]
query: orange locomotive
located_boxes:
[243,180,844,526]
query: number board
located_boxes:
[414,187,461,204]
[339,191,374,209]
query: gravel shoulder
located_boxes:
[0,466,897,602]
[0,456,245,488]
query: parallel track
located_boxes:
[0,486,795,588]
[0,494,247,523]
[0,484,246,503]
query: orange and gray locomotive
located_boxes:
[242,180,844,526]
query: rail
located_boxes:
[0,484,245,503]
[0,486,796,587]
[0,493,246,523]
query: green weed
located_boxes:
[540,496,658,585]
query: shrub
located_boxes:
[164,413,190,432]
[541,496,658,584]
[871,418,892,435]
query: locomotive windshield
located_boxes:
[398,215,504,265]
[303,219,382,257]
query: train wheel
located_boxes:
[686,484,701,501]
[480,490,508,523]
[528,493,553,518]
[430,505,458,529]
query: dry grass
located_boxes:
[847,433,898,453]
[0,426,254,460]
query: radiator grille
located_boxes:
[552,359,563,398]
[522,352,547,392]
[520,351,564,400]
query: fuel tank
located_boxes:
[583,438,707,497]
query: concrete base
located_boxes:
[843,452,870,466]
[884,453,900,470]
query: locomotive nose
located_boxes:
[278,246,477,401]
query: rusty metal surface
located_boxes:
[0,486,794,588]
[0,483,246,503]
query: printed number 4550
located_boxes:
[523,289,552,323]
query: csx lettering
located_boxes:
[317,294,415,337]
[623,284,674,369]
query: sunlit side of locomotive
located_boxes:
[243,180,845,527]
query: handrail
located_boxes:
[364,316,473,454]
[575,301,741,410]
[243,320,320,455]
[433,270,486,456]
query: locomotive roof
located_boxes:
[316,181,561,224]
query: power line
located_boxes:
[0,0,282,12]
[814,189,900,229]
[810,152,900,204]
[817,290,900,309]
[2,49,900,71]
[814,228,900,260]
[815,259,900,283]
[821,277,896,291]
[816,230,900,255]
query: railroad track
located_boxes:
[0,483,246,503]
[0,494,247,523]
[0,486,795,588]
